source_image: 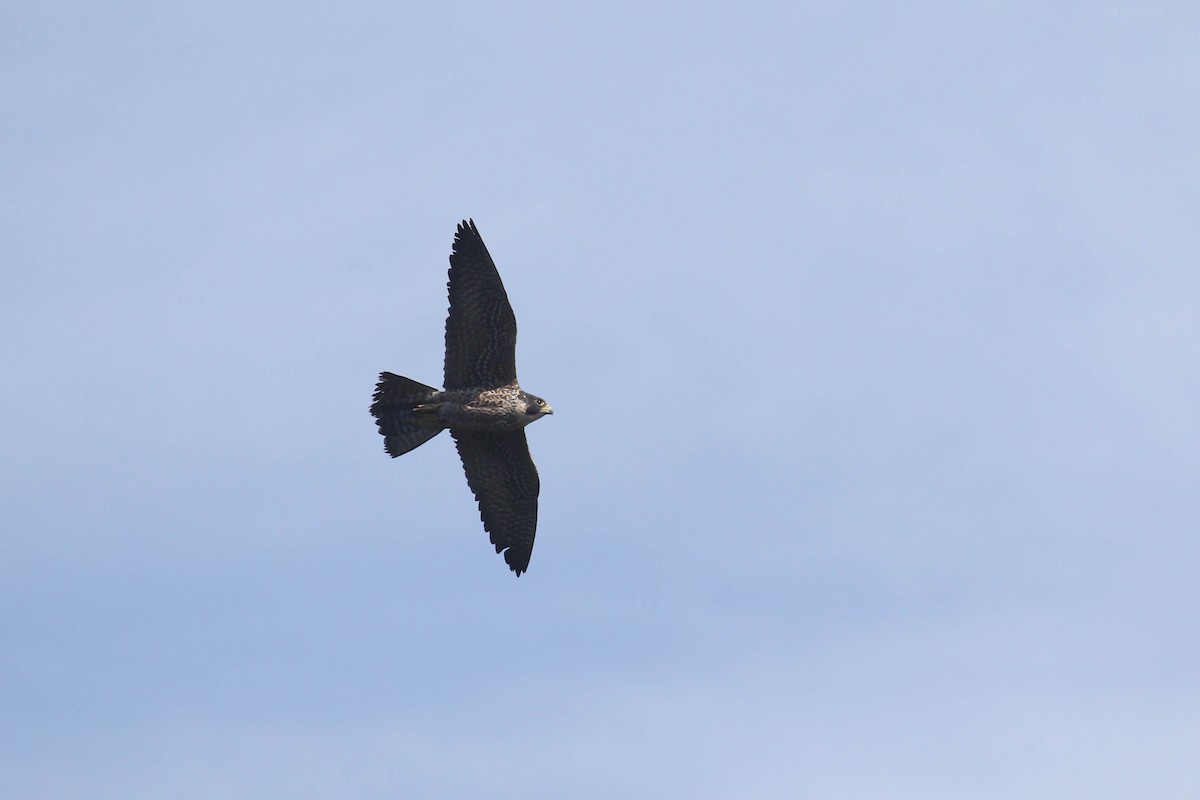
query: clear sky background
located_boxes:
[4,2,1199,797]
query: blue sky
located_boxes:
[4,2,1199,797]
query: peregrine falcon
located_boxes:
[370,220,553,575]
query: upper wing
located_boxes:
[452,429,540,576]
[443,219,518,390]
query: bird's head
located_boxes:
[519,391,554,425]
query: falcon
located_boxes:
[370,219,553,575]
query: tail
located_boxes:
[370,372,445,457]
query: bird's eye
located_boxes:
[536,399,545,406]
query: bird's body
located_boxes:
[370,220,552,575]
[430,385,549,431]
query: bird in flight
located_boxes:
[370,220,553,575]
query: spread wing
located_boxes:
[444,219,518,391]
[452,430,540,576]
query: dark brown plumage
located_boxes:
[370,220,552,575]
[444,220,519,391]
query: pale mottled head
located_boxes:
[518,390,554,425]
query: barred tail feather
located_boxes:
[370,372,445,457]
